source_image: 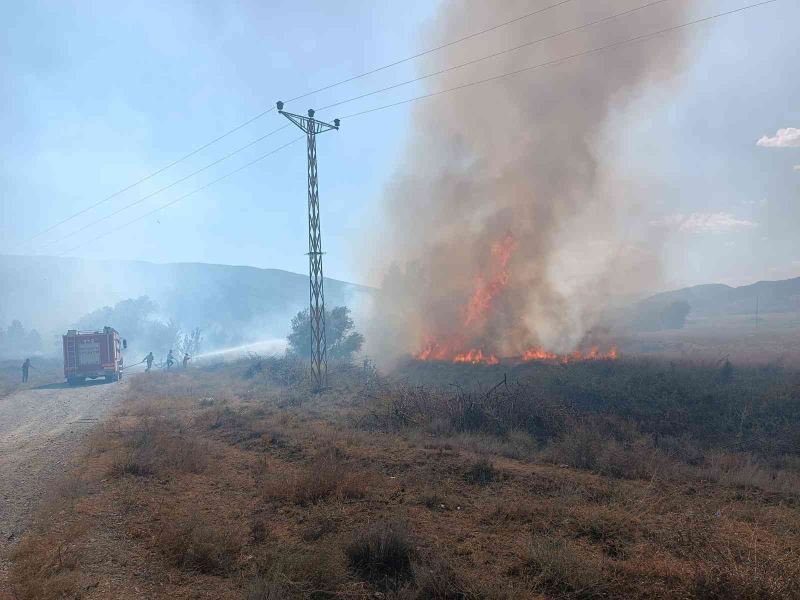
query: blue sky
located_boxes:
[1,0,798,288]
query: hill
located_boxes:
[639,277,800,316]
[0,254,371,348]
[626,276,800,331]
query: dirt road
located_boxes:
[0,379,127,580]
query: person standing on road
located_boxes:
[182,353,191,369]
[166,349,175,370]
[144,352,154,372]
[21,358,34,383]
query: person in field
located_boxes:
[21,358,34,382]
[182,353,191,369]
[144,352,154,372]
[166,350,175,370]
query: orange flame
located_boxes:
[453,349,500,365]
[413,232,619,367]
[463,233,516,327]
[416,339,455,362]
[520,345,619,364]
[522,348,559,361]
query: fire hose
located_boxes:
[120,359,147,371]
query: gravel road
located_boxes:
[0,378,127,581]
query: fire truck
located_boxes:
[62,327,126,385]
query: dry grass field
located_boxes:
[7,355,800,599]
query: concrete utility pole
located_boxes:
[277,101,340,390]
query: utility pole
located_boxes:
[277,101,340,390]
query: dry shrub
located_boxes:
[160,432,210,473]
[424,431,537,461]
[194,404,266,449]
[543,425,669,480]
[263,448,368,505]
[413,558,472,599]
[155,510,242,575]
[300,507,339,542]
[8,523,86,600]
[464,458,497,485]
[246,545,347,597]
[40,474,89,515]
[244,578,292,600]
[346,520,416,590]
[685,540,800,599]
[698,451,800,495]
[512,537,608,598]
[420,491,448,510]
[573,507,639,559]
[108,415,208,477]
[244,355,308,386]
[482,498,539,527]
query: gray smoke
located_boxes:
[365,0,690,363]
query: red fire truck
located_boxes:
[63,327,126,385]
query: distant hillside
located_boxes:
[630,277,800,329]
[0,255,371,344]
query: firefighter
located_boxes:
[182,353,191,369]
[166,349,175,370]
[21,358,34,383]
[144,352,155,372]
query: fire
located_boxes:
[463,233,516,327]
[522,348,559,361]
[415,340,499,365]
[413,231,620,367]
[453,349,499,365]
[416,339,455,362]
[520,345,619,364]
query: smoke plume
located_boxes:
[366,0,690,363]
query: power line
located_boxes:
[27,106,277,242]
[46,0,782,256]
[26,0,574,243]
[57,137,303,256]
[317,0,673,112]
[284,0,576,104]
[36,124,290,252]
[338,0,781,121]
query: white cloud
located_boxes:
[794,165,800,172]
[756,127,800,148]
[652,212,757,234]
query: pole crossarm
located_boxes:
[277,101,340,390]
[277,103,340,134]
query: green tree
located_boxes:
[287,306,364,361]
[76,296,178,354]
[76,296,158,338]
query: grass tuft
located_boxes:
[346,520,416,590]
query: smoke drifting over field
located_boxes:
[366,0,690,363]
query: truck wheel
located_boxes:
[105,374,118,383]
[67,377,80,386]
